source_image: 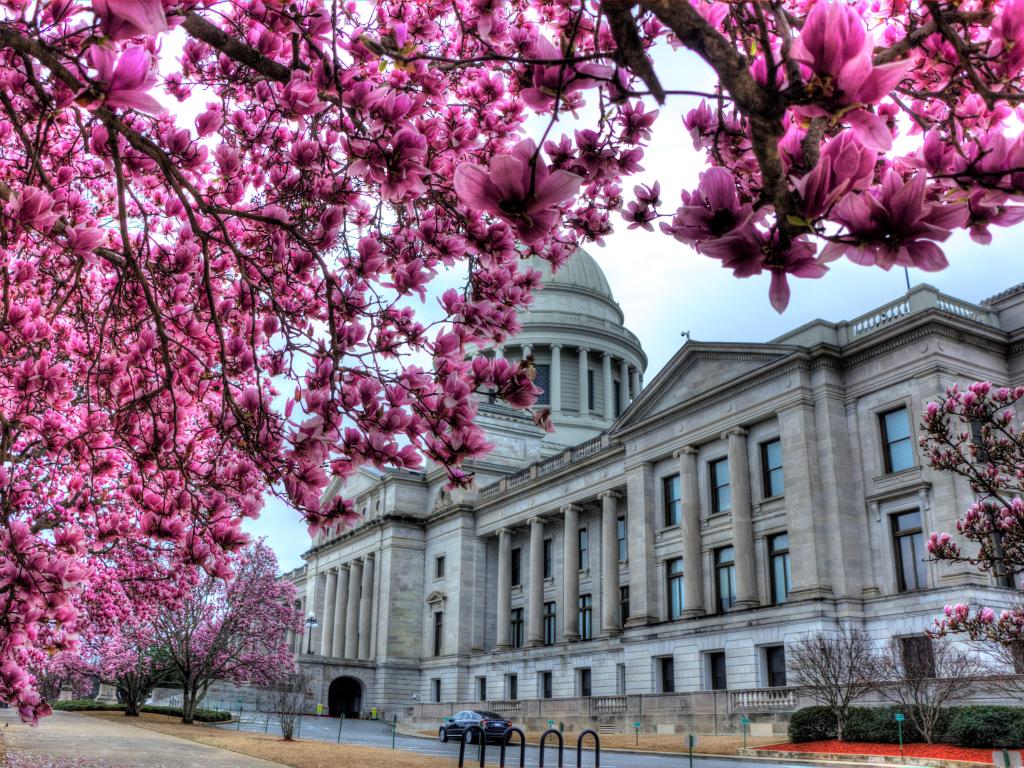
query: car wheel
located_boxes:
[438,727,448,743]
[466,729,476,744]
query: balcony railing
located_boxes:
[476,435,613,500]
[729,687,798,710]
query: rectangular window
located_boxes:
[761,438,784,497]
[510,608,524,648]
[616,664,626,695]
[614,380,622,418]
[543,601,557,645]
[534,364,550,406]
[765,645,787,687]
[667,557,685,620]
[433,611,443,656]
[587,369,595,412]
[435,555,445,579]
[663,474,681,527]
[543,537,553,579]
[511,547,522,588]
[900,636,936,678]
[578,667,592,697]
[769,533,792,605]
[708,651,728,691]
[540,671,553,699]
[892,510,927,592]
[507,673,518,700]
[578,594,593,640]
[710,458,732,514]
[715,546,737,612]
[477,676,487,701]
[659,656,675,693]
[881,407,914,473]
[617,515,628,561]
[432,678,442,703]
[578,527,589,570]
[619,585,630,625]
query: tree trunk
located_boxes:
[181,681,197,725]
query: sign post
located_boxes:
[687,734,697,768]
[336,713,345,743]
[634,721,641,747]
[894,712,905,757]
[740,716,750,751]
[993,749,1023,767]
[392,714,398,750]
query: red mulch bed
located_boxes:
[757,739,1021,763]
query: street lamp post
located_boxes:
[305,612,318,655]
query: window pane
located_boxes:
[716,546,735,565]
[894,511,922,532]
[534,364,550,405]
[884,408,911,441]
[888,439,914,472]
[714,459,730,486]
[663,475,681,526]
[912,532,928,590]
[770,533,789,553]
[898,535,918,590]
[763,440,784,496]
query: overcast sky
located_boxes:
[241,44,1024,573]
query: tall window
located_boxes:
[617,515,628,561]
[435,555,446,579]
[707,651,728,690]
[511,547,522,587]
[510,608,524,648]
[765,645,787,687]
[578,527,589,570]
[619,585,630,625]
[715,546,737,611]
[587,369,595,411]
[432,678,442,703]
[900,636,936,678]
[663,474,682,526]
[578,594,593,640]
[659,656,675,693]
[892,511,927,592]
[540,671,553,699]
[577,667,592,697]
[710,458,731,514]
[616,664,626,695]
[614,380,622,418]
[667,557,685,620]
[761,438,784,497]
[769,533,791,605]
[543,537,553,579]
[433,611,443,656]
[881,407,914,473]
[506,673,518,700]
[477,676,487,701]
[534,364,550,406]
[543,601,557,645]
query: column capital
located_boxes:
[527,515,545,527]
[672,445,699,458]
[551,343,562,350]
[597,489,622,501]
[560,503,582,515]
[602,351,613,360]
[721,425,749,440]
[578,346,590,353]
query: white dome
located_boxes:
[524,248,614,301]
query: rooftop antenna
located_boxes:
[903,267,911,293]
[681,330,691,342]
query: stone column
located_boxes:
[495,528,512,649]
[726,427,758,608]
[550,345,562,413]
[630,367,641,398]
[577,348,589,413]
[562,504,581,640]
[619,359,630,414]
[344,559,362,659]
[676,446,705,616]
[331,566,349,657]
[600,491,622,635]
[358,555,375,659]
[527,517,545,645]
[625,463,658,624]
[320,569,338,656]
[602,353,614,419]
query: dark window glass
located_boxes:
[543,538,553,579]
[432,678,442,703]
[715,546,736,612]
[541,671,553,699]
[970,420,989,462]
[765,646,787,687]
[881,407,914,473]
[578,594,592,640]
[619,586,630,625]
[901,636,936,678]
[614,380,622,418]
[510,608,524,648]
[477,676,487,701]
[660,657,675,693]
[435,555,445,579]
[511,547,522,587]
[578,527,588,569]
[578,668,592,697]
[543,601,557,645]
[761,439,784,497]
[667,557,685,620]
[587,369,595,411]
[433,611,443,656]
[709,651,728,690]
[710,458,731,514]
[534,364,550,406]
[617,515,628,561]
[507,674,518,700]
[769,533,791,605]
[663,474,682,526]
[892,511,927,592]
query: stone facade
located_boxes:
[286,253,1024,730]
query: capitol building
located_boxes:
[285,249,1021,732]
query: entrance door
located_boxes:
[328,676,363,718]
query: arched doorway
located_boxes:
[328,676,363,718]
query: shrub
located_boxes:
[845,706,928,744]
[947,706,1024,749]
[50,699,230,723]
[788,706,835,742]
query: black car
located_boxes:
[438,710,512,744]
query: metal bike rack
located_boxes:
[499,726,526,767]
[576,728,601,767]
[457,724,486,767]
[538,727,564,767]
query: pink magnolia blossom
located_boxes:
[88,45,163,114]
[93,0,167,41]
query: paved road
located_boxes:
[222,713,817,768]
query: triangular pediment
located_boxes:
[614,342,795,431]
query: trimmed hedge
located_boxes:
[789,705,1024,747]
[51,698,231,723]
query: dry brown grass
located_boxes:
[84,712,457,768]
[419,727,780,755]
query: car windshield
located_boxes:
[478,711,504,720]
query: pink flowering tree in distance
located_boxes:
[2,0,1024,719]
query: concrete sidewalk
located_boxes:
[0,709,287,768]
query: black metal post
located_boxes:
[576,729,600,768]
[538,727,564,768]
[500,726,526,768]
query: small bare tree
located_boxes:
[875,637,982,743]
[271,672,309,741]
[790,626,878,741]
